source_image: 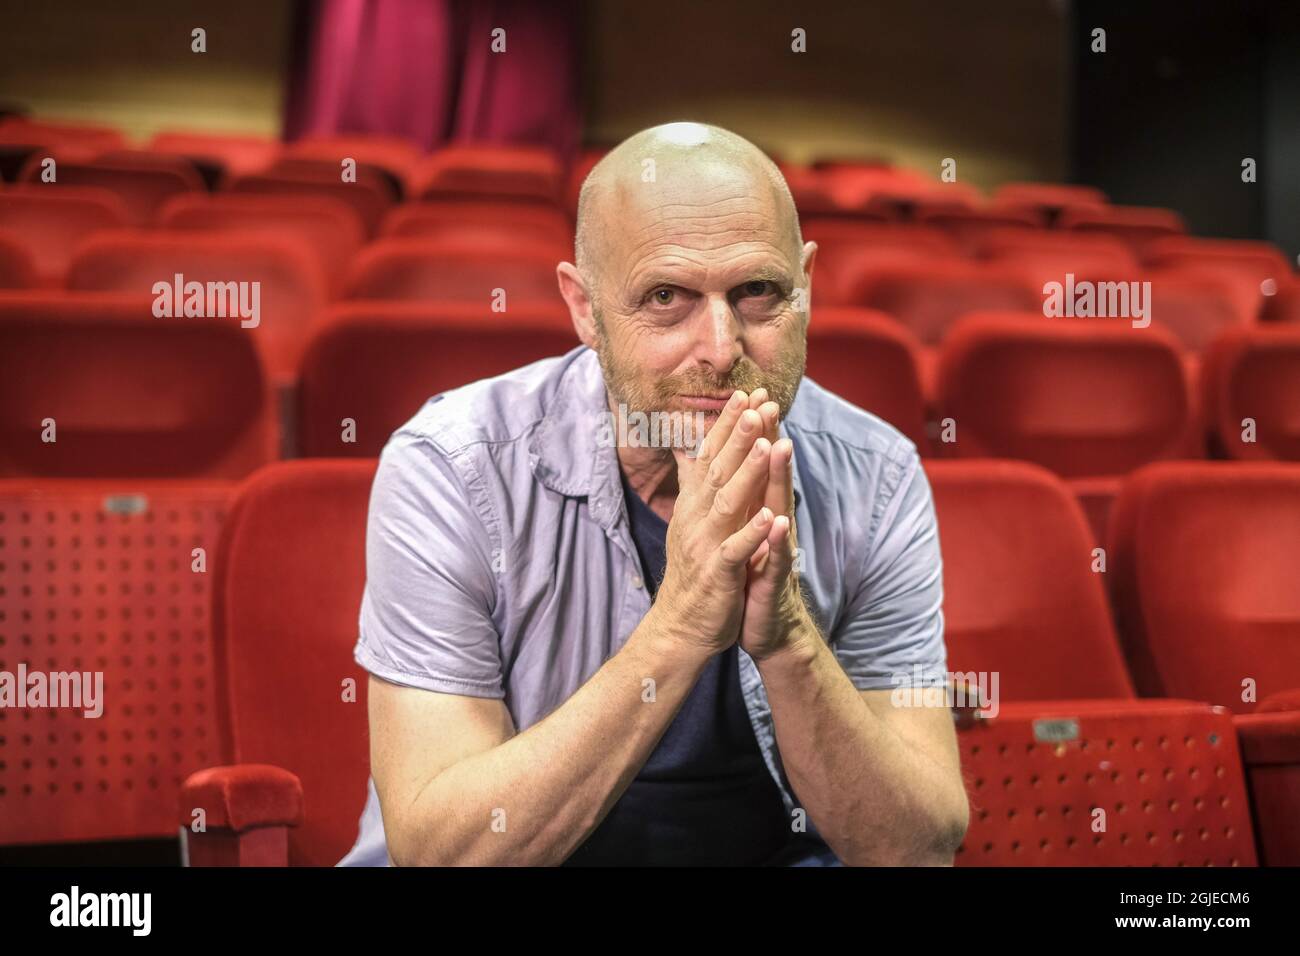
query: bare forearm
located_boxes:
[757,628,966,866]
[394,607,710,866]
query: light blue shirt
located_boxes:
[339,344,947,865]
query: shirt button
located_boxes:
[630,574,644,589]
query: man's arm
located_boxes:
[754,635,969,866]
[370,398,778,865]
[370,610,714,866]
[736,414,968,865]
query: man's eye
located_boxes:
[652,288,675,305]
[743,280,775,297]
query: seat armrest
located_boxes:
[179,764,304,867]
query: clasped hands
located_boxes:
[656,388,816,663]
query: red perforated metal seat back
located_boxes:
[956,701,1257,866]
[0,480,230,844]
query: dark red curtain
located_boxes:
[283,0,582,158]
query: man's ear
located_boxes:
[801,240,818,288]
[799,240,818,326]
[557,262,598,349]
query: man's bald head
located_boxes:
[555,121,815,431]
[574,122,802,294]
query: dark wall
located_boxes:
[1264,2,1300,261]
[1071,0,1271,243]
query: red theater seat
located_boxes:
[812,163,951,215]
[145,132,279,189]
[226,171,392,237]
[156,193,366,297]
[991,181,1107,221]
[842,260,1040,344]
[937,315,1196,540]
[976,227,1140,291]
[805,307,928,449]
[0,185,129,284]
[1145,237,1293,322]
[20,153,204,226]
[926,460,1135,698]
[297,302,576,457]
[1201,325,1300,461]
[1058,204,1188,248]
[0,478,232,846]
[1109,460,1300,866]
[0,232,38,289]
[65,231,328,381]
[342,237,563,308]
[931,459,1296,865]
[414,144,564,205]
[0,118,126,177]
[937,314,1195,476]
[0,291,275,478]
[860,183,984,222]
[1111,461,1300,712]
[801,220,960,306]
[284,134,421,197]
[955,700,1256,867]
[381,200,572,250]
[1261,276,1300,324]
[916,205,1045,251]
[180,460,376,866]
[1145,268,1253,351]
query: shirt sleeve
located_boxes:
[354,431,506,698]
[831,449,948,691]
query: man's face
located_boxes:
[589,160,810,434]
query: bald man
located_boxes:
[339,123,969,867]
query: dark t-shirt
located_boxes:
[563,473,804,866]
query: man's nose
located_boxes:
[689,294,744,374]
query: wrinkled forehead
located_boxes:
[602,157,797,276]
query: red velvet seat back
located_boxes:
[926,460,1135,699]
[0,185,129,283]
[1201,326,1300,461]
[342,237,563,308]
[937,314,1195,478]
[298,302,576,457]
[157,193,365,297]
[1110,462,1300,712]
[21,153,203,226]
[0,293,274,479]
[66,230,328,380]
[212,461,376,866]
[805,307,928,449]
[844,260,1040,344]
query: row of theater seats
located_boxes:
[0,117,1229,231]
[3,292,1297,541]
[1,191,1295,387]
[2,118,1296,377]
[4,457,1297,865]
